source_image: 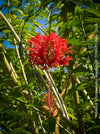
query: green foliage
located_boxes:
[0,0,100,133]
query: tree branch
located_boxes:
[79,13,95,75]
[66,65,94,108]
[0,44,18,86]
[0,11,20,43]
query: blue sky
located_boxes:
[0,0,6,13]
[0,0,12,14]
[0,0,48,49]
[0,0,16,48]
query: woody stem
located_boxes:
[47,70,53,115]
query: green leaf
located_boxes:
[59,22,67,34]
[68,113,77,120]
[85,17,100,23]
[16,97,25,103]
[51,14,58,21]
[12,128,31,134]
[77,83,87,91]
[84,8,100,17]
[75,6,83,13]
[40,10,48,18]
[13,8,24,15]
[87,125,100,132]
[66,38,80,45]
[7,110,33,120]
[8,122,17,128]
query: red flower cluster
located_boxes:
[27,32,73,69]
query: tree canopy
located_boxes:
[0,0,100,134]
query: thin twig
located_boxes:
[0,11,33,99]
[0,48,18,86]
[34,65,48,90]
[66,66,94,108]
[14,41,33,100]
[10,62,18,78]
[0,11,28,85]
[56,122,71,134]
[15,44,28,85]
[0,11,20,42]
[79,13,95,75]
[37,112,46,133]
[35,24,48,35]
[94,23,99,118]
[61,77,70,100]
[71,75,86,134]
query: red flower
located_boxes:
[27,32,73,69]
